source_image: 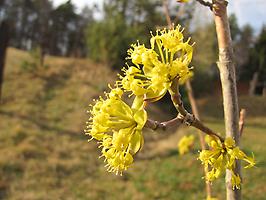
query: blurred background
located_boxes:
[0,0,265,199]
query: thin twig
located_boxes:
[145,78,224,142]
[173,3,185,25]
[239,109,246,137]
[168,77,224,142]
[145,117,182,131]
[163,0,172,28]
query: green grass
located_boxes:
[0,48,265,199]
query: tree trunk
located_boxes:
[0,20,10,101]
[212,1,241,200]
[249,71,259,96]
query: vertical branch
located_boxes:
[212,0,241,199]
[185,81,200,118]
[163,0,212,198]
[185,81,213,197]
[239,109,246,137]
[163,0,172,28]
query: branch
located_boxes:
[195,0,213,10]
[168,77,224,142]
[145,77,224,142]
[145,117,182,131]
[239,109,246,137]
[212,0,228,17]
[163,0,172,28]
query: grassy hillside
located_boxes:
[0,48,265,200]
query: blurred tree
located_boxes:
[228,14,255,80]
[49,0,89,57]
[190,22,218,96]
[50,0,80,56]
[229,14,241,42]
[74,5,93,57]
[0,20,9,101]
[0,0,53,52]
[235,24,254,80]
[33,0,53,66]
[0,0,89,57]
[86,0,165,69]
[245,26,266,95]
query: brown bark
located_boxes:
[0,20,10,101]
[212,0,241,199]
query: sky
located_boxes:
[52,0,266,33]
[228,0,266,32]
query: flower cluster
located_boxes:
[199,136,255,189]
[86,25,193,174]
[117,25,193,101]
[85,88,147,175]
[178,135,195,155]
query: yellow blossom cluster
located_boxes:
[178,135,195,155]
[117,25,193,101]
[85,88,147,175]
[199,136,255,189]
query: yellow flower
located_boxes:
[152,27,184,53]
[178,135,194,155]
[150,25,193,59]
[127,43,147,65]
[85,89,147,174]
[231,173,241,190]
[176,0,190,3]
[119,25,194,102]
[117,64,170,100]
[198,136,255,189]
[85,88,134,140]
[101,127,142,174]
[171,60,193,84]
[207,196,219,200]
